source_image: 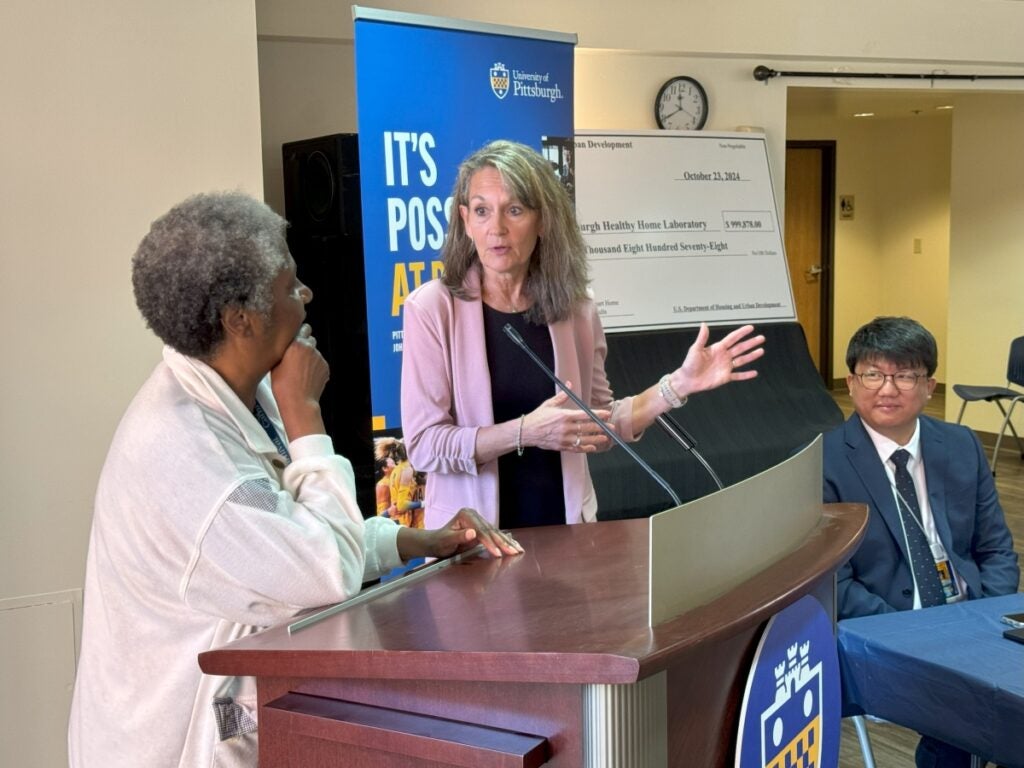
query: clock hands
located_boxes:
[661,94,688,119]
[662,98,698,125]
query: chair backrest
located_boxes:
[1007,336,1024,387]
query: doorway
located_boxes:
[784,140,835,385]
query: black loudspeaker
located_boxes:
[282,134,375,516]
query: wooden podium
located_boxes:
[200,502,866,767]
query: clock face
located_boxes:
[655,76,709,130]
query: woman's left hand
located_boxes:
[672,323,765,397]
[396,508,524,561]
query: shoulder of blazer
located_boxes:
[406,277,453,312]
[920,413,972,447]
[840,412,871,450]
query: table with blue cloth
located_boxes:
[837,593,1024,767]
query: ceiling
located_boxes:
[787,87,961,122]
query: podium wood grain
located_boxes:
[200,503,866,767]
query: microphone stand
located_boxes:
[504,324,682,507]
[655,413,724,491]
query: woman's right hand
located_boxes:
[396,507,524,560]
[522,382,613,454]
[271,323,330,439]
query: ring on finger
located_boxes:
[573,434,581,448]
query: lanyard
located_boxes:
[253,401,291,463]
[890,481,961,602]
[891,482,928,535]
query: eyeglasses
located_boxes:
[854,371,928,391]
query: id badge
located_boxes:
[935,558,961,602]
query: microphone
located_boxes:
[503,323,682,507]
[655,413,724,490]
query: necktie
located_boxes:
[890,449,945,608]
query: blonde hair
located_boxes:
[440,140,588,323]
[374,438,406,462]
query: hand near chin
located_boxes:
[271,324,330,439]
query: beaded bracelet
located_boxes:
[516,414,526,456]
[658,374,688,409]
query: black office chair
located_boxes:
[953,335,1024,475]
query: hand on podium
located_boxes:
[396,507,524,561]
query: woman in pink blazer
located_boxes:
[401,141,764,530]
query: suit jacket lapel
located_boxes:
[920,416,955,552]
[844,414,912,561]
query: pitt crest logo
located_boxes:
[760,642,821,768]
[735,596,840,768]
[490,62,510,99]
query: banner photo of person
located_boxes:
[353,6,576,433]
[374,437,426,529]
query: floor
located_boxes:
[830,388,1024,767]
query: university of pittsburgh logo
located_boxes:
[735,596,839,768]
[760,642,822,768]
[490,62,509,99]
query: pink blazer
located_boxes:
[400,270,637,528]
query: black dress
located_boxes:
[482,304,566,528]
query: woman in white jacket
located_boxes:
[68,191,520,768]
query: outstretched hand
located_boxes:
[675,323,765,396]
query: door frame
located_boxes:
[786,139,837,386]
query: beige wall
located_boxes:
[788,107,953,382]
[1,1,263,763]
[256,0,1024,221]
[948,94,1024,429]
[257,0,1024,62]
[258,37,358,215]
[875,117,952,378]
[1,0,263,599]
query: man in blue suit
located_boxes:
[824,316,1019,768]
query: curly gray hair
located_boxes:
[132,192,288,358]
[440,140,589,324]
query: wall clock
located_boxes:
[655,76,709,130]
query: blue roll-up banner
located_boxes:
[353,6,576,432]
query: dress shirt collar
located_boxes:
[860,417,921,468]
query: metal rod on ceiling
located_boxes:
[753,65,1024,83]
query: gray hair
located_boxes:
[440,140,589,324]
[132,191,288,358]
[846,316,938,376]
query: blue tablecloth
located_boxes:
[838,593,1024,767]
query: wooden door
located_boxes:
[784,142,835,383]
